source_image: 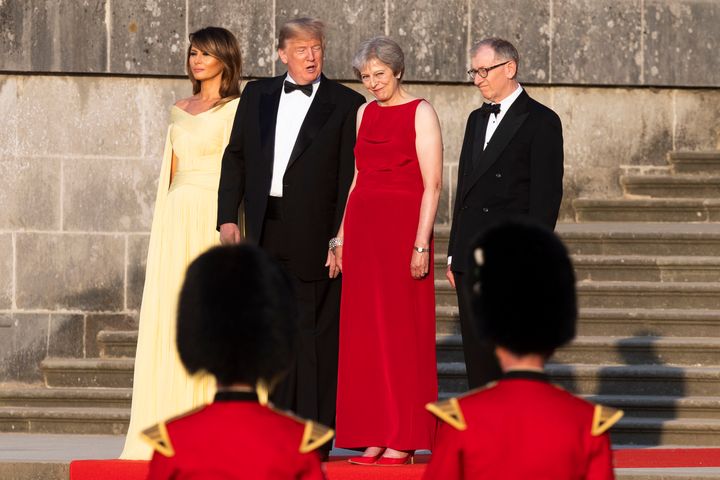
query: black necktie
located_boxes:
[284,80,313,97]
[479,102,501,116]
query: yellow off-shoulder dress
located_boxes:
[120,98,240,459]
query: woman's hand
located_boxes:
[411,249,430,279]
[334,245,343,273]
[326,250,339,278]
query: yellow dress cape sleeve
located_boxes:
[426,397,468,431]
[591,404,624,436]
[141,422,175,457]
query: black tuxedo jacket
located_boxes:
[218,74,365,281]
[448,90,563,273]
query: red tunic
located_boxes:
[336,99,438,450]
[143,392,332,480]
[424,371,622,480]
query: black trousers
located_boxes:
[454,271,502,389]
[261,198,340,435]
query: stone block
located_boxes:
[110,0,186,75]
[0,314,49,382]
[470,0,551,83]
[16,76,142,157]
[276,0,386,80]
[553,87,673,203]
[62,158,157,232]
[644,0,720,87]
[48,314,84,358]
[0,78,18,157]
[189,0,274,78]
[0,235,12,309]
[127,235,150,312]
[552,0,642,85]
[138,78,192,159]
[388,0,467,82]
[0,0,107,73]
[0,157,60,230]
[0,314,13,381]
[15,233,125,311]
[674,89,720,151]
[85,314,137,358]
[437,164,451,226]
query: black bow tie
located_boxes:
[284,80,313,97]
[479,102,501,116]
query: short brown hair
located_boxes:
[187,27,242,107]
[278,17,325,49]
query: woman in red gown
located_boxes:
[334,36,443,465]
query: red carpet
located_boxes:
[69,449,720,479]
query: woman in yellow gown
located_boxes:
[121,27,242,459]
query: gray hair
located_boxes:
[470,38,520,78]
[352,36,405,80]
[278,17,325,49]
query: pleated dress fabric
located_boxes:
[120,98,239,459]
[335,99,438,451]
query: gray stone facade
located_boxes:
[0,0,719,382]
[2,0,720,86]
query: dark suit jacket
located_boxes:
[448,90,563,273]
[217,74,366,281]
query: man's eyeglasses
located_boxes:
[467,61,510,80]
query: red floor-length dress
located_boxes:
[336,99,438,451]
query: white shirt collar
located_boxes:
[493,83,523,114]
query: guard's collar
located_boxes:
[502,370,549,383]
[214,390,259,402]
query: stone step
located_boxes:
[41,358,134,388]
[587,395,720,420]
[436,306,720,337]
[621,174,720,198]
[437,363,720,396]
[573,198,720,222]
[435,280,457,307]
[670,150,720,174]
[98,330,137,358]
[441,223,720,257]
[0,406,129,434]
[0,385,131,408]
[577,281,720,310]
[573,255,720,282]
[611,418,720,447]
[436,335,720,365]
[578,308,720,337]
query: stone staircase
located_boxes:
[1,150,719,450]
[436,150,720,447]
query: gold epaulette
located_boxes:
[141,422,175,457]
[300,421,335,454]
[426,397,467,431]
[591,404,624,436]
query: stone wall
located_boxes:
[2,0,719,87]
[1,0,719,381]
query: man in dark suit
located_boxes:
[446,38,564,389]
[217,17,365,443]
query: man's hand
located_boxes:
[325,250,340,278]
[219,223,242,245]
[446,265,456,288]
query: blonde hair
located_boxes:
[278,17,325,49]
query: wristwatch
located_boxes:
[413,246,430,253]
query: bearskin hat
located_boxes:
[470,220,577,356]
[177,244,297,386]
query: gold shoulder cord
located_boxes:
[591,404,624,436]
[426,397,468,431]
[299,421,335,454]
[141,422,175,457]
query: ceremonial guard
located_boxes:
[143,245,333,479]
[425,221,623,480]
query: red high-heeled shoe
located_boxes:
[376,453,414,466]
[348,448,385,465]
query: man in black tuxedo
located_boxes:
[217,17,365,439]
[446,38,563,389]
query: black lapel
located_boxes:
[259,76,284,174]
[286,74,337,170]
[463,90,530,200]
[471,111,490,170]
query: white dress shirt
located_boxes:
[448,83,524,266]
[270,74,321,197]
[483,83,523,150]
